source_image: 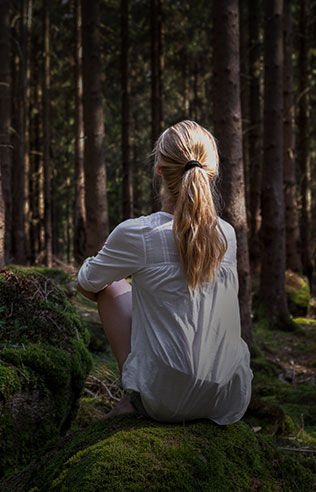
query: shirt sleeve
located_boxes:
[77,218,146,293]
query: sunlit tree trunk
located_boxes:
[82,0,109,256]
[121,0,133,220]
[0,0,12,265]
[74,0,86,264]
[260,0,292,329]
[283,0,302,274]
[42,0,52,267]
[298,0,313,285]
[213,0,253,348]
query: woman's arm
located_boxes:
[77,218,145,297]
[77,282,99,302]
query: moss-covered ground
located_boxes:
[0,267,92,478]
[0,268,315,491]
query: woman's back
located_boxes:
[78,120,253,423]
[84,211,253,423]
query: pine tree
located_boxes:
[0,0,12,265]
[213,0,253,348]
[260,0,292,328]
[82,0,109,256]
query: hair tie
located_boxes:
[184,160,203,172]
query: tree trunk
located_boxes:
[239,0,249,210]
[0,163,5,267]
[23,0,32,263]
[42,0,52,267]
[121,0,133,220]
[182,49,190,117]
[158,0,164,130]
[248,0,263,280]
[0,0,12,265]
[11,0,26,264]
[283,0,302,274]
[132,108,142,217]
[73,0,86,264]
[298,0,313,285]
[260,0,291,328]
[151,0,163,212]
[213,0,253,348]
[29,74,44,264]
[82,0,109,256]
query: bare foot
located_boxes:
[102,395,135,420]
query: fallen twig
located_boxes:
[87,375,121,402]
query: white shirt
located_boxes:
[78,211,253,424]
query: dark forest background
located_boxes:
[0,0,315,347]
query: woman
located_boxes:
[78,120,253,424]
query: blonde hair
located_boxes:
[154,120,227,290]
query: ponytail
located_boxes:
[154,120,227,290]
[173,167,227,290]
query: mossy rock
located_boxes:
[0,416,315,491]
[285,270,311,317]
[79,310,108,352]
[0,267,92,478]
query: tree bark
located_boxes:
[248,0,263,280]
[283,0,302,274]
[73,0,86,264]
[11,0,26,264]
[23,0,32,263]
[82,0,109,256]
[42,0,52,267]
[0,163,5,267]
[0,0,12,265]
[151,0,164,212]
[239,0,249,210]
[29,74,44,264]
[121,0,133,220]
[182,49,190,117]
[298,0,313,285]
[260,0,291,328]
[213,0,253,348]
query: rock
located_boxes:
[0,416,315,492]
[0,267,92,479]
[285,270,311,317]
[77,309,108,352]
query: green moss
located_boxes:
[0,267,92,479]
[90,350,120,378]
[285,270,311,316]
[1,344,72,390]
[255,302,300,332]
[252,367,316,429]
[0,364,22,399]
[250,357,280,378]
[7,265,72,285]
[0,418,315,492]
[0,268,90,348]
[294,317,316,326]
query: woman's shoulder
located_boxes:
[217,216,236,239]
[111,213,164,238]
